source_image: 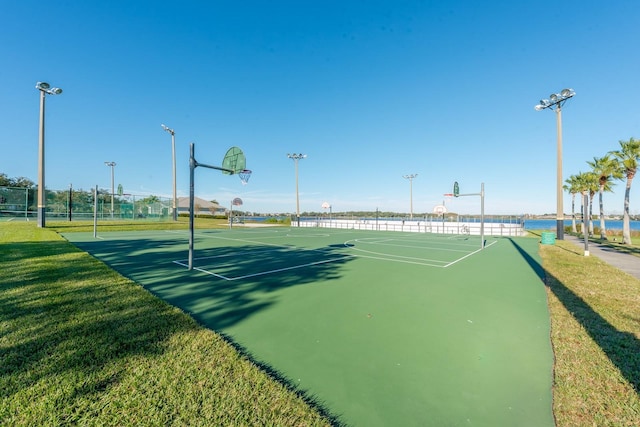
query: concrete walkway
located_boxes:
[563,235,640,280]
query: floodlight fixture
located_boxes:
[36,81,63,95]
[161,124,175,135]
[534,87,575,240]
[534,88,574,111]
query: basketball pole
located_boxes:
[188,143,235,270]
[189,145,195,270]
[454,182,485,249]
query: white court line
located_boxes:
[168,230,357,279]
[348,254,449,267]
[355,237,478,251]
[173,255,354,281]
[173,229,362,255]
[169,229,493,275]
[233,230,359,241]
[166,229,291,249]
[172,260,231,279]
[442,240,498,267]
[355,240,472,253]
[344,238,497,268]
[345,241,449,265]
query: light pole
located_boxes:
[104,161,116,219]
[161,124,178,221]
[535,88,575,240]
[287,153,306,227]
[403,174,418,219]
[35,81,63,227]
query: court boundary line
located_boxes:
[166,229,497,275]
[344,238,498,268]
[443,239,497,267]
[169,230,358,280]
[352,238,474,253]
[173,254,354,281]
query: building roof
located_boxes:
[177,196,222,210]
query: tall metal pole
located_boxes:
[555,105,564,240]
[287,153,306,227]
[37,90,46,227]
[93,185,98,238]
[535,88,574,241]
[171,131,177,220]
[68,183,72,222]
[480,182,485,249]
[162,124,178,221]
[105,162,116,219]
[452,182,485,249]
[403,174,417,219]
[35,82,62,227]
[111,165,115,219]
[189,143,196,270]
[295,158,300,225]
[187,143,235,271]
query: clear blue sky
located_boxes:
[2,1,639,215]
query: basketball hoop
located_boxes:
[238,169,252,185]
[433,205,447,215]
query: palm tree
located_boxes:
[610,137,640,244]
[587,154,623,239]
[573,172,597,236]
[563,174,581,233]
[584,172,599,236]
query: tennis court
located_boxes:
[63,227,554,426]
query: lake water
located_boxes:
[524,219,640,231]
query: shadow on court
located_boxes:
[67,234,355,330]
[508,238,640,395]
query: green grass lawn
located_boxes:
[0,222,333,426]
[539,239,640,426]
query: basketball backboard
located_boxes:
[221,146,246,175]
[433,205,447,215]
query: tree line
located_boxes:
[0,173,34,188]
[0,173,166,218]
[563,137,639,244]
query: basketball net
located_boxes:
[238,169,252,186]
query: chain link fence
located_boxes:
[0,186,174,222]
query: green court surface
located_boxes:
[62,227,554,427]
